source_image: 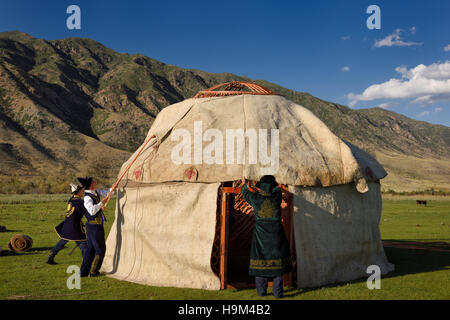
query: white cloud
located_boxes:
[395,65,409,78]
[412,95,434,105]
[348,61,450,107]
[341,36,350,41]
[378,102,398,110]
[374,29,423,48]
[409,26,416,34]
[444,44,450,52]
[341,66,350,72]
[416,106,444,117]
[411,94,450,105]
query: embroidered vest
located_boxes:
[85,192,105,225]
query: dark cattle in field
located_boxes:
[416,200,427,205]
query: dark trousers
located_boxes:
[51,239,86,256]
[255,276,284,298]
[80,224,106,277]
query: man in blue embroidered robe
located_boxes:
[241,175,291,298]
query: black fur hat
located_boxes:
[77,177,92,190]
[256,175,278,189]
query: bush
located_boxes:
[0,172,115,194]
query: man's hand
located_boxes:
[102,197,110,210]
[101,195,111,206]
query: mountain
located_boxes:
[0,31,449,193]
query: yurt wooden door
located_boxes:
[211,184,297,289]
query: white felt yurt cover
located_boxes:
[114,95,386,191]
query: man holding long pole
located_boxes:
[78,177,116,277]
[78,134,155,277]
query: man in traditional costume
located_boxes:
[78,177,113,277]
[241,175,291,298]
[46,184,87,265]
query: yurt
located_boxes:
[101,82,394,290]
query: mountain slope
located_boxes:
[0,31,449,192]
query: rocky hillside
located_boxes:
[0,31,449,192]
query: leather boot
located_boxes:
[46,252,57,265]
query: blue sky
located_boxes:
[0,0,449,126]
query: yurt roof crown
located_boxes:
[194,81,277,98]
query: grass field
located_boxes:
[0,195,449,300]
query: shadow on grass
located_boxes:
[281,240,450,298]
[393,239,450,241]
[0,246,55,256]
[382,240,450,278]
[30,246,54,251]
[0,245,56,257]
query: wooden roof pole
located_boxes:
[220,192,230,289]
[105,134,156,199]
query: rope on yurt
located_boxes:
[119,161,144,282]
[136,171,147,277]
[115,136,157,281]
[130,131,165,280]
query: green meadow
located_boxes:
[0,196,448,300]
